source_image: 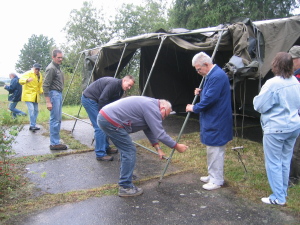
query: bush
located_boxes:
[0,119,20,199]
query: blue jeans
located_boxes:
[81,95,109,157]
[9,101,26,118]
[97,113,136,188]
[263,128,300,203]
[25,102,39,127]
[49,90,62,145]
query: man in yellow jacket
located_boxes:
[19,63,43,131]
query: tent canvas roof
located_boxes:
[81,15,300,113]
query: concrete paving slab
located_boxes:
[11,124,52,157]
[9,173,297,225]
[25,150,179,194]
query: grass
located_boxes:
[0,88,88,124]
[0,88,300,222]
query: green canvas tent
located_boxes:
[80,15,300,116]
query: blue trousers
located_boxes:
[25,102,38,127]
[263,128,300,203]
[9,101,26,118]
[81,95,109,157]
[97,113,136,188]
[49,90,62,145]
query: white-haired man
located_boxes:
[186,52,233,191]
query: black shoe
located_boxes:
[96,155,114,161]
[29,127,40,131]
[106,148,118,154]
[50,144,68,150]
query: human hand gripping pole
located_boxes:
[158,77,205,185]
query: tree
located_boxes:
[112,0,170,39]
[15,34,55,73]
[110,0,170,95]
[62,1,110,54]
[168,0,299,29]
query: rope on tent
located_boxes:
[158,29,226,186]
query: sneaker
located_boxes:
[118,185,143,197]
[261,197,285,206]
[200,176,210,183]
[106,148,118,154]
[202,182,221,190]
[96,155,114,161]
[50,144,68,150]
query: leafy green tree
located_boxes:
[61,1,111,86]
[168,0,299,29]
[15,34,55,73]
[113,0,170,39]
[62,1,110,54]
[110,0,170,96]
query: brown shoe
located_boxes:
[96,155,114,161]
[106,148,118,154]
[50,144,68,150]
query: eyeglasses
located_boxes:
[195,64,205,73]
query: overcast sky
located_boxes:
[0,0,142,77]
[0,1,298,78]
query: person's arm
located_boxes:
[19,73,32,85]
[43,68,55,111]
[253,81,276,113]
[193,76,223,113]
[153,143,166,159]
[39,74,43,94]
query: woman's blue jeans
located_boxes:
[97,113,136,188]
[263,128,300,203]
[49,90,62,145]
[25,102,38,127]
[81,95,109,157]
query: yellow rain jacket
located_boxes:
[19,69,43,102]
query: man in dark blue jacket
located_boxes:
[4,73,26,118]
[81,75,135,161]
[186,52,233,191]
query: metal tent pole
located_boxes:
[158,29,226,185]
[71,49,102,133]
[114,43,128,78]
[62,52,84,106]
[141,36,167,96]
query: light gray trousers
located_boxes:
[206,145,226,186]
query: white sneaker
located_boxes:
[202,182,221,190]
[261,197,285,206]
[200,176,209,183]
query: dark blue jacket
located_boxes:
[83,77,124,110]
[4,76,22,102]
[193,65,233,146]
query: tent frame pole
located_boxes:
[141,36,167,96]
[114,43,128,78]
[70,49,102,133]
[158,29,225,185]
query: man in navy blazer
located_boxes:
[186,52,233,191]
